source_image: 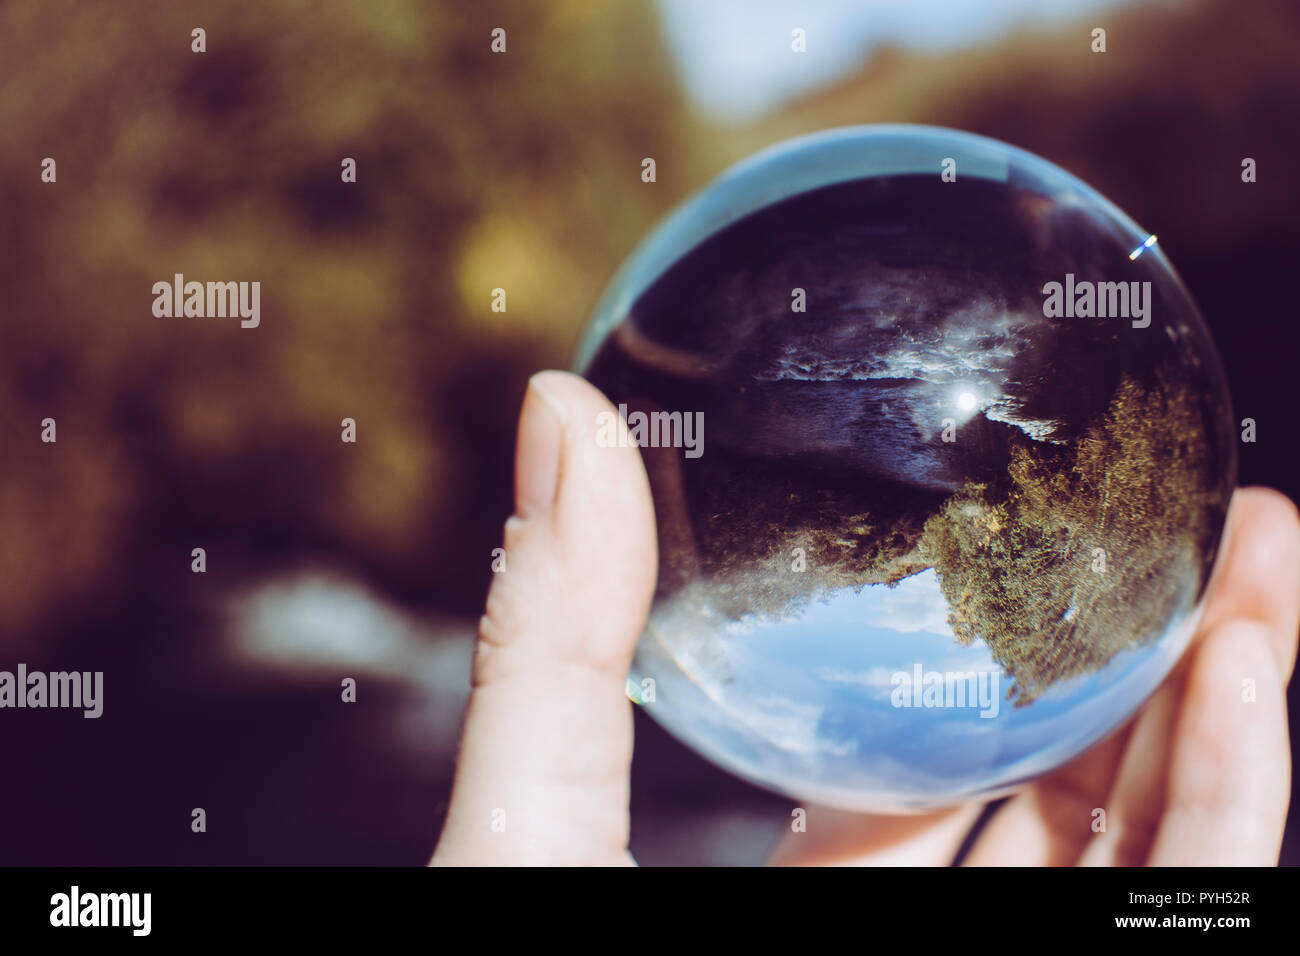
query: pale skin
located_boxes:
[432,371,1300,866]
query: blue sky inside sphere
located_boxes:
[644,570,1191,804]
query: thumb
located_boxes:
[432,370,658,866]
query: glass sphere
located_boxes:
[576,125,1235,812]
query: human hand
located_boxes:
[431,370,1300,866]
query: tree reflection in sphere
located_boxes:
[576,126,1235,812]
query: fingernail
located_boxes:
[514,373,568,520]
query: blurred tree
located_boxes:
[0,0,703,649]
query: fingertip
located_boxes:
[538,369,658,614]
[1228,486,1300,557]
[1153,616,1290,864]
[513,375,568,521]
[1202,487,1300,681]
[434,372,655,865]
[527,370,617,428]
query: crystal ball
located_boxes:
[576,125,1235,812]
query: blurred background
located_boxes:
[1,0,1297,865]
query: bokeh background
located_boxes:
[1,0,1297,864]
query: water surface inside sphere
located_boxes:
[576,126,1235,811]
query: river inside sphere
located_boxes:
[576,126,1235,811]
